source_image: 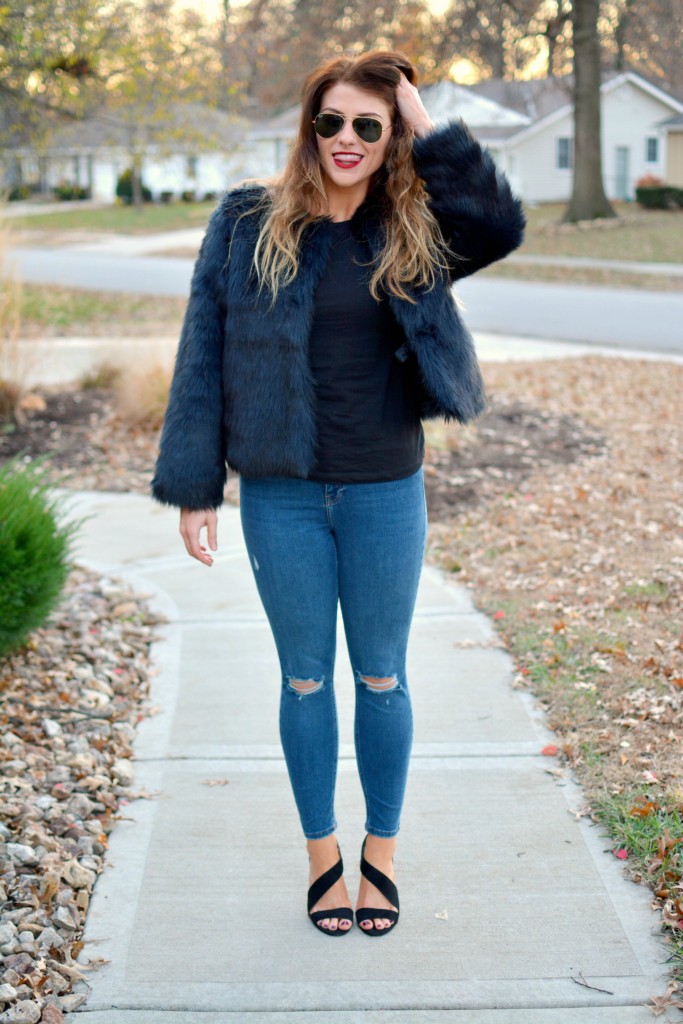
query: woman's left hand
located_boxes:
[396,72,435,138]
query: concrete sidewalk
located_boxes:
[53,489,674,1022]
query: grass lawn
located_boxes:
[17,284,186,337]
[520,202,683,263]
[8,201,216,234]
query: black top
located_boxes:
[306,220,424,483]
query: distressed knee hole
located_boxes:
[357,672,399,693]
[286,675,324,697]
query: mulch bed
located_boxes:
[0,380,605,513]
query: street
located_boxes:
[10,245,683,354]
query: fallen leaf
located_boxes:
[657,827,682,859]
[435,908,448,920]
[202,778,231,786]
[614,848,629,860]
[541,744,559,756]
[647,991,683,1016]
[629,800,660,817]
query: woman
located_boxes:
[151,50,525,938]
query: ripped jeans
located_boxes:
[239,466,427,839]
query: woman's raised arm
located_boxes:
[412,116,526,281]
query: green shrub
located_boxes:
[635,184,683,209]
[0,456,83,658]
[116,168,152,204]
[54,182,91,201]
[180,190,196,203]
[7,186,31,202]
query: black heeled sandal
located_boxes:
[355,834,400,936]
[307,842,354,936]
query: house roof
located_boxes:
[5,102,249,154]
[470,70,683,146]
[419,80,529,129]
[465,75,575,122]
[657,112,683,131]
[248,104,301,141]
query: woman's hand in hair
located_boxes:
[396,71,435,139]
[180,507,218,567]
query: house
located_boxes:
[249,70,683,204]
[0,102,279,202]
[462,70,683,202]
[658,113,683,187]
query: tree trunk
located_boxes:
[563,0,616,222]
[614,0,637,73]
[132,153,143,209]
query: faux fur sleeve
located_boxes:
[150,201,230,511]
[412,118,526,281]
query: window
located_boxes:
[187,155,198,179]
[645,137,659,163]
[557,137,573,170]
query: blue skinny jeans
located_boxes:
[238,466,427,839]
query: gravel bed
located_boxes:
[0,566,164,1022]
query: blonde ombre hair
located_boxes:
[236,50,455,307]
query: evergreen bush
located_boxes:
[54,182,91,201]
[116,168,152,204]
[635,176,683,209]
[7,186,30,202]
[0,456,83,658]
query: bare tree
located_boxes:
[563,0,615,221]
[609,0,683,91]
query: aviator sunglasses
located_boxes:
[312,111,392,144]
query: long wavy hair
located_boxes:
[235,50,455,306]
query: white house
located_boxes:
[658,113,683,187]
[248,70,683,205]
[462,71,683,202]
[0,102,279,202]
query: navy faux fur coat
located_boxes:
[150,118,525,511]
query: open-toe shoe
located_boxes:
[307,841,353,936]
[355,834,400,936]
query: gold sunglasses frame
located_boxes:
[311,113,393,143]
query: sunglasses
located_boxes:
[312,112,392,144]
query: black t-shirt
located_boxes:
[306,220,425,483]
